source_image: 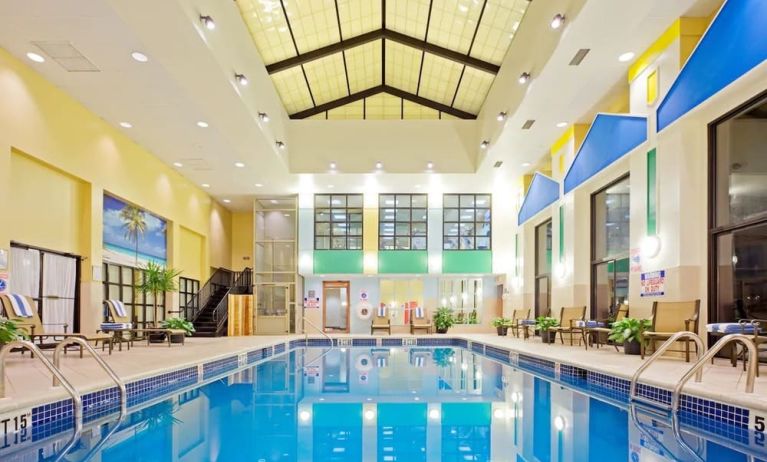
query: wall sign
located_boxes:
[630,248,641,273]
[640,270,665,297]
[304,290,320,309]
[360,290,369,302]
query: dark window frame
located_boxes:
[378,193,429,250]
[178,276,200,313]
[534,219,552,318]
[102,262,166,329]
[442,193,492,250]
[313,194,364,250]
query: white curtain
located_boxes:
[8,247,40,298]
[42,253,77,333]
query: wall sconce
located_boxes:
[641,235,661,258]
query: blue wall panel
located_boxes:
[518,173,560,225]
[657,0,767,132]
[563,114,647,194]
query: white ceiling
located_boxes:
[0,0,719,211]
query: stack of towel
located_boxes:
[574,320,606,328]
[100,322,132,331]
[706,323,762,334]
[519,319,537,326]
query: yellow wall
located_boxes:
[231,212,254,271]
[209,202,233,271]
[0,47,231,331]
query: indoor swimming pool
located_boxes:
[3,346,765,462]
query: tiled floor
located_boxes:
[1,333,765,415]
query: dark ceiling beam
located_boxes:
[289,85,476,120]
[266,28,500,75]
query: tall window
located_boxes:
[443,194,491,250]
[534,220,552,317]
[379,194,428,250]
[591,176,630,321]
[314,194,363,250]
[179,277,200,313]
[711,92,767,324]
[103,262,166,328]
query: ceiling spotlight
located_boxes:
[521,162,531,167]
[329,161,337,170]
[497,111,507,122]
[235,73,248,86]
[255,183,263,188]
[222,199,231,203]
[618,52,635,62]
[327,185,335,189]
[375,161,383,169]
[270,199,278,204]
[258,112,270,122]
[130,51,148,63]
[480,140,490,149]
[197,121,209,128]
[173,162,183,167]
[556,122,568,128]
[518,72,531,84]
[26,52,45,63]
[119,122,133,128]
[200,15,216,30]
[426,161,434,170]
[550,13,565,29]
[234,162,245,168]
[201,183,210,188]
[276,140,285,150]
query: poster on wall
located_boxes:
[640,270,665,297]
[103,194,167,267]
[304,290,320,309]
[630,248,641,273]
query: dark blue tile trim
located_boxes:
[202,356,239,381]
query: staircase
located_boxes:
[183,267,252,338]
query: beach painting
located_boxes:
[103,194,167,267]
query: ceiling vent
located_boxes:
[522,119,535,130]
[32,41,99,72]
[569,48,590,66]
[493,161,503,168]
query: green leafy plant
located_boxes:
[535,316,560,331]
[434,307,455,332]
[432,348,455,367]
[468,309,479,324]
[492,317,510,328]
[608,318,652,345]
[0,318,29,344]
[162,317,195,336]
[139,261,182,327]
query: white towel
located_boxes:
[8,294,33,317]
[109,300,127,318]
[377,306,387,317]
[414,356,425,367]
[415,307,424,319]
[376,357,388,368]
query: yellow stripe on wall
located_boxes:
[363,208,378,274]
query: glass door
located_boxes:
[535,220,552,317]
[256,283,291,334]
[323,281,350,333]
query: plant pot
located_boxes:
[169,333,186,344]
[541,330,557,344]
[496,326,509,336]
[436,327,449,334]
[148,332,167,343]
[624,339,641,355]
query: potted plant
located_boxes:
[535,316,560,343]
[492,317,510,336]
[608,318,652,355]
[0,318,28,346]
[468,309,479,325]
[161,317,195,343]
[139,261,182,343]
[434,307,455,334]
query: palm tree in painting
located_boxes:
[120,205,147,265]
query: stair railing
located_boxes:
[184,267,234,322]
[212,268,252,336]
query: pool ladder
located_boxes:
[300,311,336,372]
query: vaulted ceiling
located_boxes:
[236,0,530,119]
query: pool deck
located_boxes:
[0,333,765,417]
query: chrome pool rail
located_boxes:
[302,312,333,346]
[0,340,84,434]
[629,331,706,408]
[52,337,127,416]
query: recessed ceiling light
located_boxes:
[119,121,133,128]
[270,199,278,204]
[235,73,248,86]
[618,52,635,62]
[196,121,209,128]
[26,52,45,63]
[556,122,568,128]
[329,161,337,170]
[201,183,210,188]
[259,112,270,122]
[173,162,183,167]
[480,140,490,149]
[550,13,565,29]
[255,183,263,188]
[497,111,507,122]
[234,162,245,168]
[222,199,231,203]
[200,15,216,30]
[327,185,335,189]
[375,161,383,169]
[283,213,291,217]
[426,161,434,170]
[522,162,531,167]
[276,140,285,150]
[130,51,148,63]
[518,72,531,84]
[415,184,421,189]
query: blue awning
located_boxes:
[563,114,647,194]
[518,173,560,226]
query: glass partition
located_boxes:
[438,277,483,324]
[379,279,424,326]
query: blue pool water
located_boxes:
[3,346,766,461]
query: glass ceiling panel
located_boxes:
[337,0,382,38]
[328,100,365,119]
[403,100,440,120]
[452,66,495,114]
[418,52,464,106]
[345,40,383,93]
[384,40,422,94]
[272,66,314,113]
[303,53,349,105]
[386,0,431,39]
[470,0,529,64]
[284,0,341,54]
[366,93,402,120]
[427,0,484,54]
[236,0,296,64]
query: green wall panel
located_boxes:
[313,250,363,274]
[442,251,492,274]
[378,251,428,274]
[647,148,657,235]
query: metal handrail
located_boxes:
[0,340,83,434]
[297,309,335,373]
[630,331,706,405]
[212,268,252,335]
[53,338,127,416]
[631,404,704,462]
[671,334,757,412]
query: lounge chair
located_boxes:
[588,303,629,350]
[548,306,587,346]
[410,306,432,334]
[641,300,700,362]
[104,299,186,347]
[508,308,531,338]
[371,306,391,335]
[0,293,112,355]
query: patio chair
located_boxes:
[0,293,112,355]
[641,300,700,362]
[588,303,629,350]
[104,299,185,347]
[548,306,587,346]
[410,306,432,334]
[508,308,531,338]
[371,306,391,335]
